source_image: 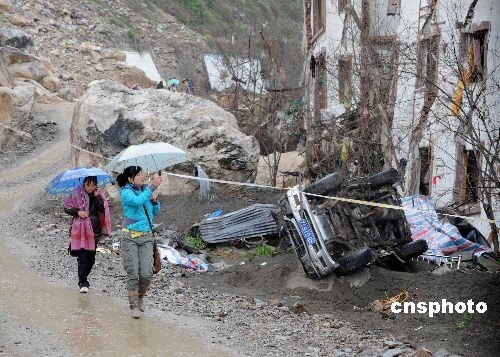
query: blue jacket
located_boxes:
[120,183,160,232]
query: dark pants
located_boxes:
[77,249,96,288]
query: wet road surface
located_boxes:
[0,102,233,356]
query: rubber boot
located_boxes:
[138,286,148,312]
[128,290,140,319]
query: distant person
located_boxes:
[156,79,166,89]
[64,176,111,293]
[182,78,194,94]
[130,83,140,90]
[116,166,162,319]
[167,77,180,91]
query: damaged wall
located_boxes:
[392,0,500,237]
[302,0,499,238]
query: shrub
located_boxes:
[127,28,136,38]
[186,235,208,250]
[255,244,274,256]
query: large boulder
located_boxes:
[6,14,32,27]
[0,54,13,87]
[15,79,60,104]
[70,80,260,184]
[0,84,35,149]
[0,0,13,14]
[41,75,60,92]
[0,27,33,50]
[1,46,49,81]
[255,151,306,188]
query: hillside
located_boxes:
[149,0,304,48]
[1,0,303,100]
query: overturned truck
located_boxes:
[279,169,428,279]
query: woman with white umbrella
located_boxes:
[116,166,162,319]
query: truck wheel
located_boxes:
[369,168,399,189]
[396,239,428,260]
[335,248,374,275]
[303,172,343,195]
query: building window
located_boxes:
[370,37,398,101]
[315,52,327,118]
[417,36,440,90]
[461,149,479,204]
[312,0,326,37]
[419,147,432,195]
[461,30,488,83]
[387,0,400,15]
[454,147,480,214]
[338,58,352,105]
[338,0,349,13]
[305,0,313,48]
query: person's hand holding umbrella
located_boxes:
[150,173,162,204]
[152,172,162,187]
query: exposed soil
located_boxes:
[185,255,500,355]
[118,185,500,356]
[2,102,499,356]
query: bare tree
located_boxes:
[303,0,498,254]
[209,29,305,186]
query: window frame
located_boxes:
[454,146,481,214]
[416,35,440,91]
[312,0,326,43]
[338,57,352,104]
[314,51,327,119]
[338,0,349,13]
[387,0,401,16]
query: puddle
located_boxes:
[0,102,232,356]
[0,246,230,355]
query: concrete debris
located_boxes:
[431,265,452,276]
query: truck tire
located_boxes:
[335,248,374,275]
[303,172,343,195]
[369,168,399,189]
[396,239,428,260]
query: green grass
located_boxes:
[186,235,208,250]
[455,312,473,330]
[110,15,128,29]
[147,0,303,50]
[255,244,274,256]
[127,28,136,39]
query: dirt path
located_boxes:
[2,102,499,357]
[0,102,235,356]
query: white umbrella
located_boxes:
[107,142,187,173]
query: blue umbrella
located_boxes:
[45,167,114,195]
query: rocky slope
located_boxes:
[1,0,210,99]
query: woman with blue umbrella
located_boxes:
[47,167,113,293]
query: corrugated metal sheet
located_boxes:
[199,204,279,243]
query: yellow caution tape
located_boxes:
[69,144,499,225]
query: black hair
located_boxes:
[83,176,98,185]
[116,166,142,187]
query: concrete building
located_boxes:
[303,0,499,238]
